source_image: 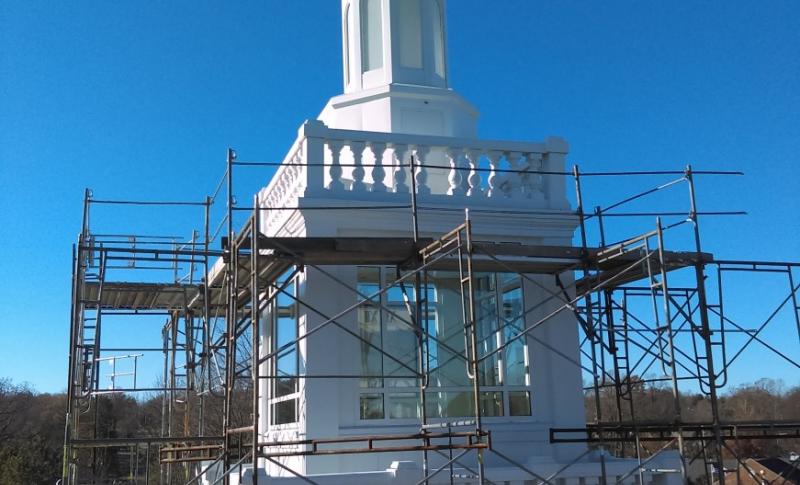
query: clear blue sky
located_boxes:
[1,1,798,394]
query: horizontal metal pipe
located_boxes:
[69,436,223,447]
[261,442,488,458]
[233,161,742,177]
[234,205,412,212]
[90,199,208,206]
[160,444,222,453]
[260,430,486,447]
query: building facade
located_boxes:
[223,1,683,483]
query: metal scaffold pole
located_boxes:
[655,218,688,482]
[686,165,726,484]
[463,211,486,484]
[60,148,800,485]
[250,194,261,485]
[223,147,236,485]
[410,153,432,483]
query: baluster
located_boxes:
[486,150,501,198]
[412,146,431,196]
[465,149,482,197]
[526,152,544,200]
[506,151,521,198]
[445,147,464,196]
[391,144,409,193]
[350,141,366,192]
[276,173,286,202]
[293,151,304,191]
[293,146,304,196]
[368,142,387,192]
[326,140,344,191]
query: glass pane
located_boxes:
[359,393,384,419]
[425,391,505,418]
[480,391,503,417]
[277,281,295,310]
[361,0,383,71]
[357,267,383,388]
[383,276,418,387]
[261,303,273,350]
[433,0,445,78]
[427,271,469,388]
[389,393,420,419]
[509,391,531,416]
[274,276,298,398]
[398,0,422,68]
[474,273,501,386]
[501,282,528,386]
[425,391,473,418]
[276,317,296,347]
[276,349,297,397]
[272,399,297,425]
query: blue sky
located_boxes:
[1,1,798,394]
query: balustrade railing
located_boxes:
[258,120,570,232]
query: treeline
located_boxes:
[585,377,800,459]
[0,377,253,484]
[0,379,65,484]
[1,377,798,484]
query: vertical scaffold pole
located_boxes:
[223,147,237,484]
[409,153,431,482]
[464,210,486,484]
[161,321,169,484]
[685,165,726,484]
[199,196,212,437]
[64,188,92,485]
[63,243,79,485]
[251,194,261,485]
[573,166,603,424]
[655,218,687,482]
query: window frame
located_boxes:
[267,271,301,427]
[360,0,384,73]
[356,268,534,423]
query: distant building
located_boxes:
[717,457,800,485]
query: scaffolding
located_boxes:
[63,150,800,485]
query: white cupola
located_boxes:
[343,0,447,92]
[318,0,479,138]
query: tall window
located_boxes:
[266,270,300,425]
[360,0,383,72]
[433,0,446,79]
[356,269,532,421]
[357,267,430,420]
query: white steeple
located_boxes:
[343,0,448,92]
[319,0,479,138]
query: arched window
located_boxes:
[344,4,351,85]
[433,0,446,79]
[361,0,383,72]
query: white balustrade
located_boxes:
[259,119,569,232]
[465,148,482,197]
[391,144,409,194]
[486,150,501,198]
[326,140,344,191]
[368,142,387,192]
[349,141,366,192]
[445,147,463,196]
